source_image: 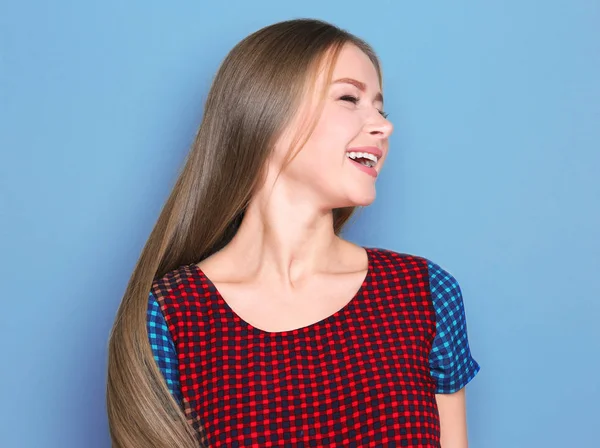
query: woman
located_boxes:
[107,18,480,448]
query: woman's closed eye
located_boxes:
[339,95,389,119]
[340,94,359,104]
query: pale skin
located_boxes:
[198,42,469,447]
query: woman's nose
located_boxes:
[366,113,393,138]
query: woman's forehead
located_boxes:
[317,44,381,93]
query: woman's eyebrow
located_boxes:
[332,77,384,104]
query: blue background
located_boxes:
[2,1,598,447]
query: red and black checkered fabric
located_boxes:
[151,247,441,447]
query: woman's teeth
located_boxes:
[346,151,378,168]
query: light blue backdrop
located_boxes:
[1,1,598,447]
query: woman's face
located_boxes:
[273,42,394,209]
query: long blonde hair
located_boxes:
[106,18,383,447]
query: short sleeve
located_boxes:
[147,291,183,404]
[427,260,481,394]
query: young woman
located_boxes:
[107,18,480,448]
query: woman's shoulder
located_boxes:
[148,262,209,309]
[368,246,460,286]
[151,262,201,290]
[372,248,470,321]
[368,245,431,268]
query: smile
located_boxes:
[345,151,378,168]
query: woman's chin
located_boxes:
[340,190,377,208]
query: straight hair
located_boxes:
[106,18,383,447]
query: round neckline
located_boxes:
[187,246,373,336]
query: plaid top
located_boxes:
[147,247,480,447]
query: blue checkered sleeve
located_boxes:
[427,260,480,394]
[147,291,182,404]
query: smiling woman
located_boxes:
[106,18,479,448]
